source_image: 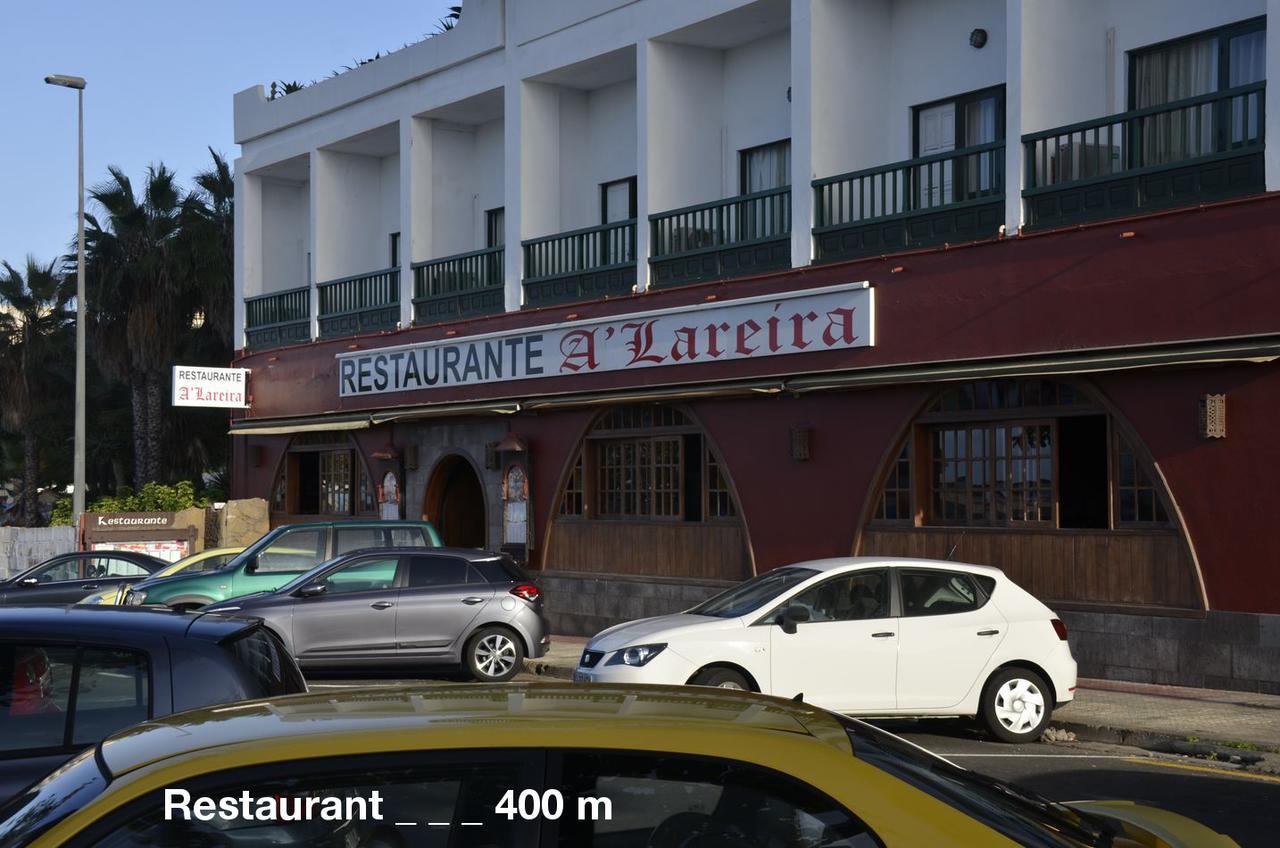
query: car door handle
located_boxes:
[370,601,394,610]
[871,632,895,638]
[80,584,99,590]
[460,596,486,605]
[977,629,1000,636]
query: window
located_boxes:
[930,422,1054,526]
[275,435,377,518]
[692,567,819,619]
[874,443,912,522]
[71,649,149,746]
[740,139,791,194]
[319,557,399,595]
[1130,18,1267,159]
[97,559,149,578]
[407,555,471,587]
[1115,433,1170,525]
[600,177,637,224]
[485,207,505,248]
[333,526,379,554]
[0,644,149,754]
[555,750,879,847]
[389,231,401,268]
[222,627,306,699]
[900,570,984,617]
[318,450,352,514]
[786,570,890,622]
[254,528,324,574]
[388,526,430,547]
[469,556,527,584]
[561,406,739,524]
[912,86,1005,206]
[32,558,80,583]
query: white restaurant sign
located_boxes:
[172,366,249,408]
[337,282,874,398]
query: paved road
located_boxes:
[308,674,1280,847]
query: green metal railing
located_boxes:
[522,220,636,282]
[244,286,311,349]
[1023,82,1265,192]
[317,267,399,317]
[649,187,791,259]
[813,142,1004,230]
[413,246,503,298]
[412,247,505,322]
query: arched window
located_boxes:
[270,432,377,519]
[872,379,1172,530]
[558,405,738,522]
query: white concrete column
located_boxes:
[399,117,432,328]
[789,0,814,267]
[1004,0,1026,233]
[635,39,652,292]
[233,161,259,351]
[503,82,523,311]
[1267,0,1280,191]
[308,149,326,339]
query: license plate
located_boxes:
[573,671,592,684]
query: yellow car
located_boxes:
[0,684,1237,848]
[77,547,244,606]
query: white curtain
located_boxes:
[1133,35,1217,164]
[1230,30,1266,144]
[742,141,790,194]
[964,97,999,194]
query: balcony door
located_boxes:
[913,87,1003,209]
[738,140,790,243]
[599,177,636,266]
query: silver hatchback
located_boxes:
[205,547,549,681]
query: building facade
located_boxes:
[232,0,1280,693]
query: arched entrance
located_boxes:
[424,455,487,548]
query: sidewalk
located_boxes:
[526,637,1280,756]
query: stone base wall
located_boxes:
[1061,609,1280,695]
[0,526,77,579]
[211,499,270,548]
[539,570,734,638]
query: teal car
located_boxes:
[122,520,442,609]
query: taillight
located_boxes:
[511,583,540,602]
[1051,618,1068,641]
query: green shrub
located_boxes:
[50,480,209,526]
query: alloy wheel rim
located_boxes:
[475,634,517,678]
[993,677,1045,734]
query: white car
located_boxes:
[576,557,1077,742]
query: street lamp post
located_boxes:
[45,74,87,531]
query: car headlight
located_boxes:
[618,643,666,667]
[124,589,147,606]
[79,594,104,605]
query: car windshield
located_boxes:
[687,567,819,618]
[838,715,1116,848]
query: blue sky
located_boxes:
[0,1,457,269]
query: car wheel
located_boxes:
[690,667,752,691]
[981,667,1052,743]
[465,627,524,682]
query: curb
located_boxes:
[1053,720,1280,774]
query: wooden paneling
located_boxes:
[860,527,1201,609]
[547,520,750,581]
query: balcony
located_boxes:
[412,247,505,324]
[522,220,636,307]
[1023,83,1265,229]
[244,287,311,351]
[316,268,400,340]
[813,143,1005,263]
[649,188,791,289]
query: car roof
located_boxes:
[0,606,261,642]
[334,546,509,562]
[35,550,165,565]
[786,556,1005,577]
[97,683,851,779]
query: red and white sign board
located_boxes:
[337,282,874,397]
[172,366,249,408]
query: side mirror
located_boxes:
[243,557,259,575]
[18,577,39,587]
[296,582,328,598]
[778,604,810,635]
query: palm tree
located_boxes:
[83,164,189,487]
[0,258,72,525]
